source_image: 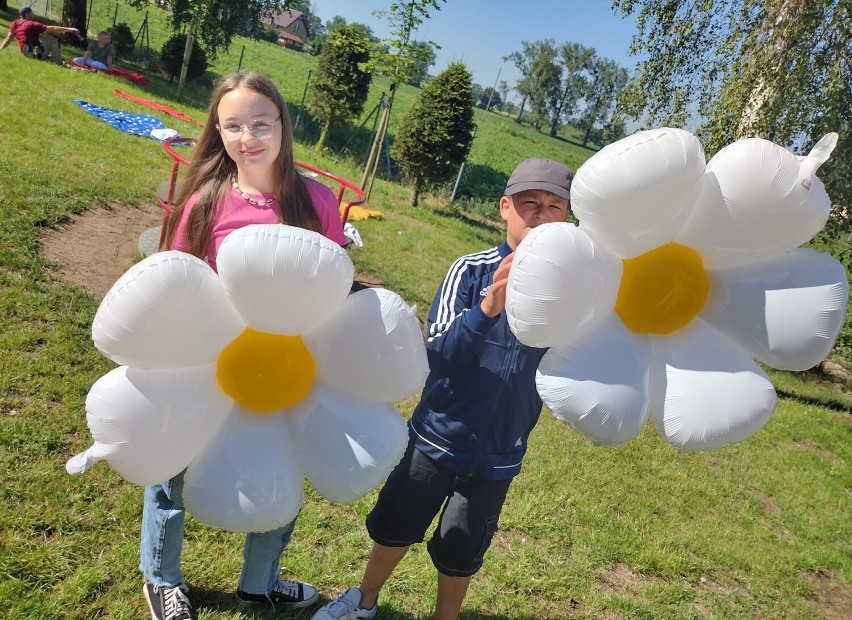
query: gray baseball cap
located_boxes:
[505,157,573,199]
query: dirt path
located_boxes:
[40,203,381,300]
[41,203,163,299]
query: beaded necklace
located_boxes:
[231,176,275,206]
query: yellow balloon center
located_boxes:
[216,327,316,414]
[615,242,710,335]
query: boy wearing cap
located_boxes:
[312,158,573,620]
[1,6,79,64]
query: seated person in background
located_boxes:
[0,6,79,64]
[73,30,113,70]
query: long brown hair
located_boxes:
[162,72,322,256]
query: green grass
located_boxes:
[1,2,851,619]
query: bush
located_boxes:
[109,22,135,60]
[258,24,280,44]
[160,34,208,82]
[391,62,475,206]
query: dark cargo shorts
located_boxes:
[366,442,512,577]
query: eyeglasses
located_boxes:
[216,117,280,141]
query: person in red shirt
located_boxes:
[0,6,79,64]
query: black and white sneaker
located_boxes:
[237,578,319,609]
[144,582,194,620]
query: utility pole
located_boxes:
[484,66,501,112]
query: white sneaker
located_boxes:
[310,587,377,620]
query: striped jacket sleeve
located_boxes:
[424,249,501,377]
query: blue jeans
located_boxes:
[139,470,297,594]
[72,57,109,70]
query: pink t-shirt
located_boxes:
[172,177,347,272]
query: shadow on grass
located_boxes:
[442,208,502,233]
[190,584,545,619]
[552,133,599,153]
[452,162,508,203]
[777,388,852,413]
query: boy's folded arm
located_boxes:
[425,304,498,376]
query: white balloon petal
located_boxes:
[217,225,354,334]
[537,315,651,445]
[66,364,229,486]
[92,251,244,368]
[504,130,840,452]
[305,288,428,402]
[703,249,849,370]
[291,383,408,503]
[507,222,621,348]
[571,128,706,257]
[649,321,777,451]
[73,221,421,531]
[678,136,833,268]
[183,408,304,533]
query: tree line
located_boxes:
[504,39,629,146]
[48,1,848,233]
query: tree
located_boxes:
[526,39,560,132]
[360,0,447,192]
[391,62,475,206]
[62,0,86,40]
[470,83,484,107]
[128,0,278,59]
[504,40,542,123]
[307,24,373,151]
[578,57,628,146]
[506,40,562,129]
[406,40,437,87]
[600,112,628,146]
[478,87,502,110]
[498,80,510,112]
[308,17,376,56]
[160,33,208,82]
[129,0,280,98]
[550,42,595,137]
[613,0,849,155]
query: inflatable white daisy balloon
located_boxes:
[507,129,847,451]
[67,224,428,532]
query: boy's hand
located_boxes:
[480,252,514,318]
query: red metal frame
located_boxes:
[155,136,366,248]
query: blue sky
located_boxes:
[309,0,641,100]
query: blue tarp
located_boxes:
[73,99,181,142]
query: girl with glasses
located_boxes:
[144,72,345,620]
[163,71,346,269]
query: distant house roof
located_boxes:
[278,30,305,46]
[269,9,305,31]
[267,7,309,49]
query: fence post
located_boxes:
[293,69,311,132]
[450,126,477,202]
[237,45,245,72]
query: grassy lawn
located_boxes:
[1,3,850,619]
